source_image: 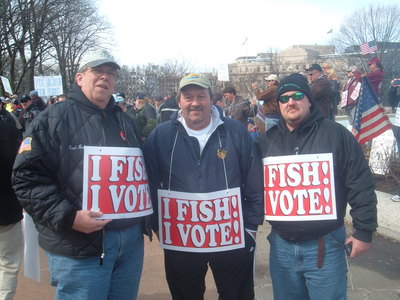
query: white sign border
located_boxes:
[263,153,337,221]
[158,187,245,253]
[83,146,153,219]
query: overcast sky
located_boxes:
[98,0,399,71]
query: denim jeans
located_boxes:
[46,224,144,300]
[267,226,347,300]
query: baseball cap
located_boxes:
[29,90,38,97]
[136,93,146,100]
[305,64,323,72]
[178,74,211,92]
[264,74,279,82]
[79,50,120,70]
[367,57,380,65]
[20,95,31,103]
[114,95,124,103]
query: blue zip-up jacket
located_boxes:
[143,108,264,232]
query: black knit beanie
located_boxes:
[276,73,313,102]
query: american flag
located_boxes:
[352,78,391,145]
[18,137,32,153]
[360,40,378,55]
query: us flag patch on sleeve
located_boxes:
[19,137,32,153]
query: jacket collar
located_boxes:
[68,83,119,114]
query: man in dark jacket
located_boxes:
[306,64,333,119]
[19,94,42,132]
[158,92,179,123]
[133,93,157,140]
[12,51,152,299]
[223,86,257,128]
[0,98,23,300]
[143,73,264,300]
[257,73,377,300]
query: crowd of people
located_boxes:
[1,50,399,300]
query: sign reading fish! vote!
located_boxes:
[263,153,337,221]
[158,188,244,253]
[83,146,153,219]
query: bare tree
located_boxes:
[45,0,112,93]
[3,0,63,93]
[115,59,191,100]
[117,65,139,99]
[0,0,112,95]
[333,4,400,74]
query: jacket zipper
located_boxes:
[100,228,105,265]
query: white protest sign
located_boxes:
[350,82,361,101]
[158,187,244,253]
[340,90,348,108]
[23,213,40,281]
[33,76,63,96]
[263,153,337,221]
[369,129,396,175]
[217,64,230,82]
[82,146,153,219]
[0,76,13,94]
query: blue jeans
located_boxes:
[267,226,347,300]
[46,224,144,300]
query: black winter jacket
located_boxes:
[257,105,377,242]
[12,84,148,257]
[143,108,264,232]
[0,108,23,225]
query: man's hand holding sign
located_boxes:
[72,210,111,234]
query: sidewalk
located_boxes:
[15,191,400,300]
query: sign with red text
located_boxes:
[263,153,337,221]
[158,188,244,253]
[82,146,153,219]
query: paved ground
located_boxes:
[14,191,400,300]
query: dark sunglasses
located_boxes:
[278,92,305,103]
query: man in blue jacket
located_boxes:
[257,73,377,300]
[143,73,264,300]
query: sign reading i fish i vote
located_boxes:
[263,153,337,221]
[158,188,244,253]
[82,146,153,219]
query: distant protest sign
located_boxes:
[369,129,396,175]
[263,153,337,221]
[158,188,244,253]
[33,76,63,96]
[0,76,13,94]
[217,64,230,82]
[82,146,153,219]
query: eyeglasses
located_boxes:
[308,72,315,77]
[89,67,118,79]
[278,92,305,103]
